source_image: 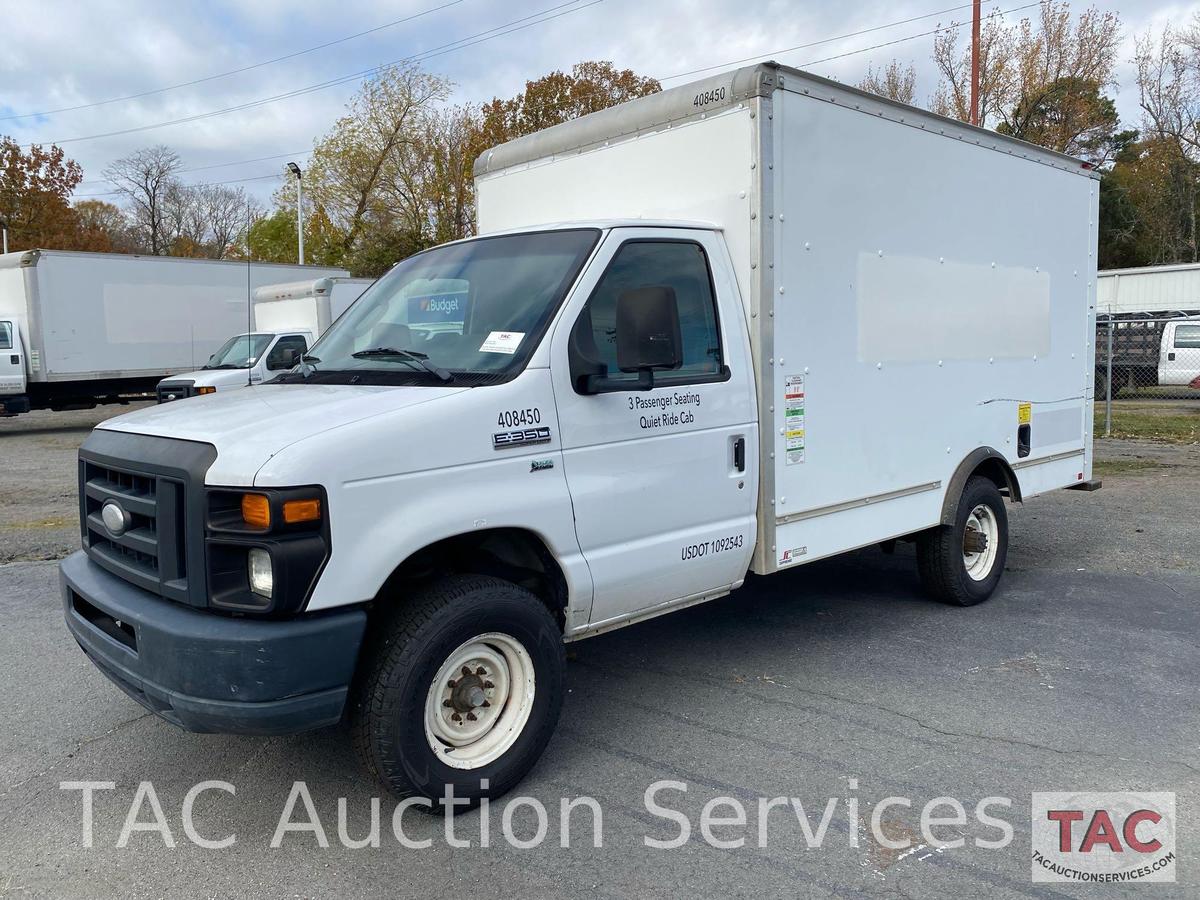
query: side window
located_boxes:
[0,322,11,351]
[1173,324,1200,349]
[572,241,724,390]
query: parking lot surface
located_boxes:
[1,406,1197,898]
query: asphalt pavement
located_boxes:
[0,406,1197,898]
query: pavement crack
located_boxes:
[782,682,1200,776]
[0,711,154,802]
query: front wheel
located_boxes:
[352,575,565,806]
[916,476,1009,606]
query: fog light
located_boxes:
[248,548,273,597]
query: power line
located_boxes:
[75,169,297,200]
[25,0,601,148]
[658,1,997,82]
[76,150,313,188]
[793,1,1040,69]
[0,0,465,122]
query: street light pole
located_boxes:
[287,162,304,265]
[1,220,8,255]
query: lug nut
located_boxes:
[442,699,453,708]
[475,667,486,676]
[466,712,477,721]
[462,666,472,676]
[483,681,494,689]
[447,679,457,689]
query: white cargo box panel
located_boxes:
[253,276,373,335]
[475,62,1098,575]
[0,250,348,381]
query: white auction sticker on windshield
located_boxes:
[479,331,524,354]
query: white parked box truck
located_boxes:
[155,276,372,401]
[0,249,347,416]
[61,63,1100,805]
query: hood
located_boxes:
[163,368,258,389]
[101,382,467,485]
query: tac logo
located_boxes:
[1031,792,1176,883]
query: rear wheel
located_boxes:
[916,476,1008,606]
[352,574,565,806]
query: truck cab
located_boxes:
[1159,318,1200,387]
[0,318,29,416]
[155,330,313,402]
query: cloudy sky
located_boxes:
[1,0,1190,207]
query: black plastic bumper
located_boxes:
[61,551,366,735]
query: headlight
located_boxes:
[248,548,273,597]
[206,487,329,615]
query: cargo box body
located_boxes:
[0,250,348,384]
[476,62,1098,574]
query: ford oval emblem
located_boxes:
[101,499,132,537]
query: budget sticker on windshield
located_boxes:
[479,331,524,354]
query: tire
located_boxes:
[916,476,1008,606]
[351,574,565,807]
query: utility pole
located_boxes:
[970,0,981,126]
[1,219,8,255]
[287,162,304,265]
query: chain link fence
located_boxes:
[1095,313,1200,441]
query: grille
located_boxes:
[156,380,194,403]
[82,459,190,604]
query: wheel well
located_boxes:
[373,528,569,630]
[940,448,1022,525]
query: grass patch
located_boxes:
[1092,457,1165,476]
[1093,408,1200,443]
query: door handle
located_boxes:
[733,437,745,473]
[1168,352,1176,361]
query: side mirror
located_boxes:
[616,285,682,374]
[267,348,301,371]
[574,286,683,394]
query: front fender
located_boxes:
[305,452,592,622]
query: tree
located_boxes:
[104,145,182,255]
[72,199,136,253]
[478,60,661,148]
[245,209,299,264]
[1133,20,1200,263]
[931,1,1120,163]
[858,61,917,104]
[0,138,83,251]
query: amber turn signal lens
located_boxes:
[196,386,216,395]
[241,493,271,528]
[283,498,321,524]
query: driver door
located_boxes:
[550,229,758,629]
[0,321,25,398]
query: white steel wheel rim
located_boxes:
[963,504,999,581]
[424,632,536,770]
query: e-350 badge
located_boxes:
[493,426,552,450]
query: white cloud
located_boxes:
[2,0,1191,206]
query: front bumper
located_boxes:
[61,551,366,735]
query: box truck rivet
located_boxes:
[60,62,1101,806]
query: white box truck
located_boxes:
[0,250,348,416]
[61,63,1100,805]
[155,276,372,402]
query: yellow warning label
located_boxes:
[1018,402,1032,425]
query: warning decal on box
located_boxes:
[784,374,805,465]
[1018,401,1032,425]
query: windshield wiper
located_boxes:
[351,347,454,383]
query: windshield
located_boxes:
[205,333,273,369]
[302,229,599,384]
